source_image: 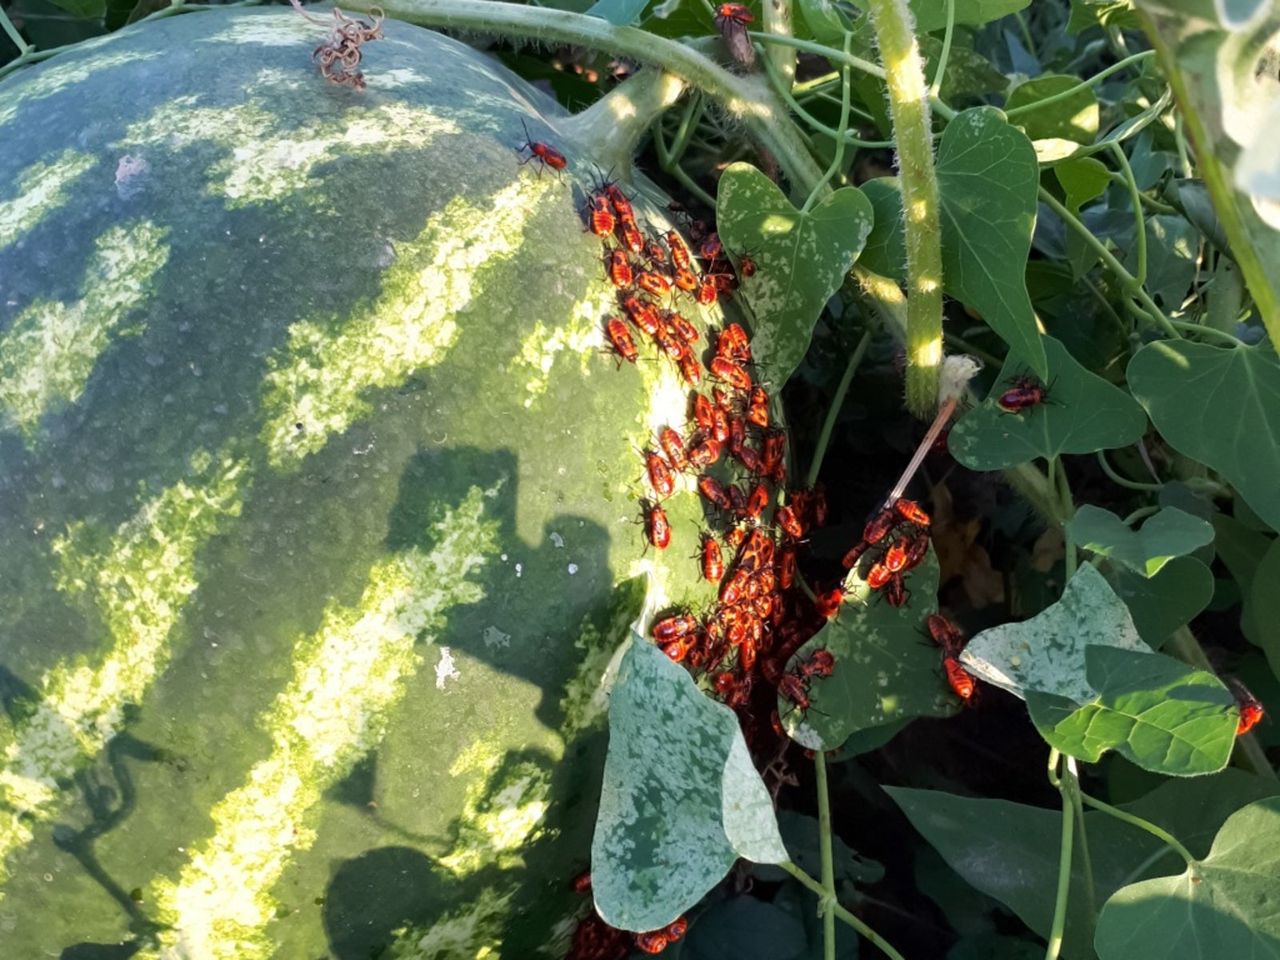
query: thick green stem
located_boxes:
[778,862,909,960]
[1045,750,1075,960]
[864,0,943,417]
[815,752,836,960]
[1067,758,1098,929]
[566,68,687,174]
[763,0,796,88]
[1053,458,1078,581]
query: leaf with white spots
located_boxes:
[1068,505,1215,578]
[959,563,1147,702]
[716,163,874,386]
[592,637,786,932]
[779,544,957,752]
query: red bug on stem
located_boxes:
[776,504,804,540]
[894,498,932,528]
[516,119,567,176]
[1228,677,1266,735]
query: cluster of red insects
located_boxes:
[569,873,689,957]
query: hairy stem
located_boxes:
[567,68,687,174]
[763,0,797,88]
[864,0,943,417]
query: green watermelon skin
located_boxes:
[0,10,735,957]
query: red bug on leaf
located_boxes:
[926,613,965,653]
[901,528,931,570]
[1229,678,1266,736]
[717,322,752,361]
[698,474,733,511]
[748,385,769,428]
[778,543,796,589]
[738,253,757,277]
[637,270,673,297]
[643,500,671,550]
[883,538,910,573]
[604,318,637,365]
[695,275,719,306]
[778,672,811,712]
[699,232,725,260]
[693,394,715,434]
[998,374,1055,413]
[604,182,635,222]
[944,657,977,702]
[745,482,770,520]
[605,250,633,288]
[668,312,700,344]
[814,587,844,620]
[865,561,892,590]
[677,352,702,386]
[666,230,693,272]
[618,221,645,255]
[688,436,723,469]
[800,649,836,678]
[710,357,752,391]
[884,572,909,607]
[621,295,661,336]
[516,119,567,175]
[673,267,699,293]
[862,506,897,545]
[720,568,751,606]
[652,613,698,642]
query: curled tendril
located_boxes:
[291,0,385,90]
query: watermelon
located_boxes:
[0,9,749,957]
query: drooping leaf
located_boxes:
[1123,214,1200,312]
[1249,537,1280,677]
[1095,797,1280,960]
[1128,340,1280,531]
[1027,645,1237,776]
[918,35,1008,101]
[1054,156,1111,275]
[716,163,874,386]
[860,108,1046,377]
[961,563,1147,702]
[593,637,786,931]
[1007,74,1100,162]
[1068,505,1215,577]
[1105,556,1215,648]
[779,546,956,751]
[44,0,106,18]
[1067,0,1140,33]
[948,336,1148,471]
[947,935,1043,960]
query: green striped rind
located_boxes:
[0,9,744,957]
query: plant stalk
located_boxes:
[567,68,687,174]
[815,752,836,960]
[779,862,908,960]
[807,329,871,488]
[1045,749,1075,960]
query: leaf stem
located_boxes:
[1166,320,1246,348]
[762,0,796,87]
[815,751,836,960]
[807,329,872,488]
[0,4,30,55]
[802,31,854,212]
[653,122,718,208]
[1005,50,1156,119]
[1051,458,1078,581]
[778,861,909,960]
[1067,757,1098,929]
[1122,505,1159,526]
[1095,450,1163,492]
[927,0,954,98]
[1044,750,1075,960]
[765,50,892,151]
[1108,142,1147,289]
[865,0,944,417]
[1076,789,1198,868]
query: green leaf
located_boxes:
[779,546,956,751]
[584,0,649,25]
[1128,341,1280,531]
[918,35,1008,101]
[1056,156,1111,210]
[775,811,885,886]
[948,336,1148,470]
[1095,797,1280,960]
[716,163,874,386]
[1211,513,1272,647]
[1124,215,1200,312]
[1105,556,1215,648]
[796,0,849,43]
[961,564,1148,702]
[1068,505,1215,577]
[1007,74,1100,162]
[861,108,1046,377]
[44,0,105,17]
[1027,645,1237,776]
[1250,537,1280,678]
[681,894,811,960]
[593,637,786,931]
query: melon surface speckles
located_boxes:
[511,287,615,407]
[0,450,246,890]
[0,221,170,438]
[144,485,500,960]
[0,149,95,248]
[387,886,510,960]
[119,95,458,205]
[0,49,163,130]
[261,174,557,467]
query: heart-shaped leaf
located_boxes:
[1027,645,1237,776]
[948,336,1148,470]
[1129,341,1280,532]
[1007,73,1100,162]
[1068,505,1215,577]
[960,564,1147,703]
[779,544,956,751]
[1055,156,1111,275]
[716,163,874,387]
[593,636,786,931]
[1105,556,1215,648]
[1095,797,1280,960]
[860,107,1046,377]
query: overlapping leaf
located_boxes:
[1105,556,1215,648]
[1068,505,1215,577]
[1007,74,1099,162]
[716,163,874,386]
[593,637,786,931]
[948,336,1148,470]
[860,107,1046,377]
[1026,645,1237,776]
[778,546,956,751]
[1095,798,1280,960]
[1130,341,1280,531]
[1250,537,1280,676]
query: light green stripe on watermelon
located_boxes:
[0,48,163,130]
[387,887,512,960]
[197,10,318,46]
[0,449,245,889]
[119,94,459,205]
[144,484,501,960]
[0,149,95,248]
[0,220,170,437]
[261,174,556,467]
[511,288,615,408]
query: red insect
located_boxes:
[584,195,615,238]
[643,500,670,550]
[700,533,725,581]
[605,250,633,288]
[618,221,645,255]
[776,504,804,540]
[841,541,868,569]
[710,405,731,443]
[604,183,635,222]
[653,322,686,361]
[734,443,763,475]
[862,506,897,545]
[1229,678,1266,736]
[673,267,699,293]
[998,374,1052,413]
[698,474,733,511]
[637,270,673,297]
[926,613,965,653]
[645,449,675,497]
[604,318,638,365]
[901,528,931,570]
[621,295,661,336]
[747,385,769,428]
[883,538,909,574]
[687,436,723,468]
[713,386,735,411]
[865,561,892,590]
[726,524,748,548]
[634,931,669,955]
[695,275,719,306]
[738,254,757,277]
[720,568,751,606]
[699,232,724,260]
[663,917,689,943]
[728,483,747,518]
[884,572,909,607]
[668,312,700,344]
[943,657,977,702]
[715,2,753,24]
[761,430,785,477]
[778,673,811,712]
[800,649,836,678]
[745,482,769,519]
[810,484,828,528]
[652,614,697,641]
[677,352,702,386]
[666,230,692,272]
[717,323,752,361]
[894,498,932,528]
[693,394,715,433]
[778,543,796,589]
[710,357,752,391]
[644,239,668,265]
[739,528,774,571]
[571,870,593,894]
[814,587,844,620]
[663,636,697,663]
[516,119,567,175]
[658,426,687,471]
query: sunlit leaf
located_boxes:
[1128,340,1280,531]
[961,563,1147,702]
[593,637,786,931]
[795,0,849,43]
[1027,645,1237,776]
[1105,556,1215,648]
[948,336,1148,470]
[1007,74,1099,162]
[779,546,956,751]
[1055,156,1110,275]
[860,108,1046,377]
[1095,798,1280,960]
[1068,505,1215,577]
[716,163,874,386]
